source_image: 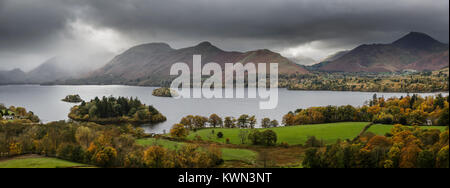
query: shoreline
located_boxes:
[1,84,449,94]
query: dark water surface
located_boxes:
[0,85,446,133]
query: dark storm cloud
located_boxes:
[72,0,449,45]
[0,0,449,70]
[0,0,76,52]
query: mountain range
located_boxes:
[0,57,89,85]
[318,32,449,72]
[68,42,309,86]
[1,32,448,85]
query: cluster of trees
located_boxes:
[170,122,279,147]
[261,118,279,128]
[248,130,277,146]
[233,129,278,146]
[61,94,83,103]
[0,104,40,123]
[0,120,222,168]
[279,70,449,93]
[152,87,178,97]
[68,96,166,124]
[142,144,223,168]
[179,114,279,130]
[302,125,449,168]
[283,94,449,126]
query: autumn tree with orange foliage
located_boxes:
[303,124,449,168]
[284,94,449,126]
[143,146,172,168]
[170,124,188,139]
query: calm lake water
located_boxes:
[0,85,447,134]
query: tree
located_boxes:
[237,114,249,128]
[417,150,435,168]
[399,144,422,168]
[248,130,277,146]
[438,107,449,126]
[282,112,295,126]
[193,116,208,129]
[148,105,160,115]
[262,130,277,146]
[302,148,321,168]
[248,130,263,145]
[15,107,27,117]
[170,124,188,139]
[270,120,279,128]
[180,115,194,130]
[433,94,445,109]
[93,147,117,167]
[135,108,150,121]
[305,136,323,148]
[248,116,257,129]
[365,135,391,150]
[224,117,235,128]
[143,146,170,168]
[436,145,449,168]
[238,130,249,144]
[75,126,95,149]
[261,118,271,128]
[208,114,223,128]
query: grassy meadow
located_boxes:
[186,122,448,145]
[137,138,258,164]
[0,156,90,168]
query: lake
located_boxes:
[0,85,447,133]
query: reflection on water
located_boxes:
[0,85,447,134]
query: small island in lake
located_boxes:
[68,96,166,125]
[152,87,179,97]
[62,94,83,103]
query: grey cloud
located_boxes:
[73,0,449,45]
[0,0,76,53]
[0,0,448,70]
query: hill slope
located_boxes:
[0,69,27,84]
[74,42,309,86]
[1,57,102,85]
[26,57,79,83]
[319,32,449,72]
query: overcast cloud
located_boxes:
[0,0,448,71]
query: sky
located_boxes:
[0,0,448,71]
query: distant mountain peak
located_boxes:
[9,68,25,74]
[192,41,224,53]
[251,49,277,55]
[393,32,445,51]
[121,43,174,57]
[132,42,172,50]
[318,32,449,73]
[197,41,213,47]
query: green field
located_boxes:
[186,122,448,145]
[137,138,186,150]
[221,148,257,164]
[0,157,89,168]
[137,138,258,163]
